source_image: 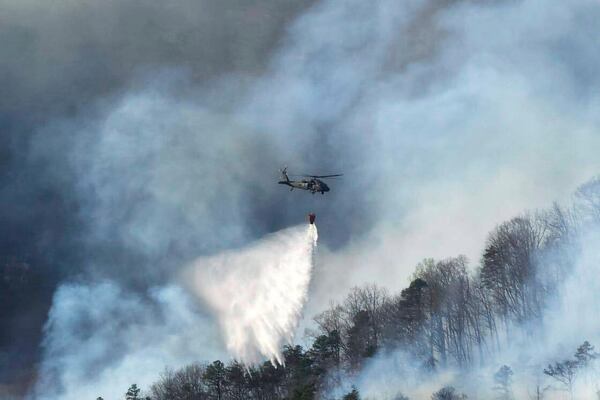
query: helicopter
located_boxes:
[278,167,343,194]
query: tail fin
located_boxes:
[280,167,289,182]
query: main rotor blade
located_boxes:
[306,174,343,178]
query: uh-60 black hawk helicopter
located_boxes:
[278,167,343,194]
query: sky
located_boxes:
[1,0,600,398]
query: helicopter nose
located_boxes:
[322,184,329,191]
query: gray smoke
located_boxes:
[0,0,315,390]
[33,284,222,400]
[1,0,599,397]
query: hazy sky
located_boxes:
[1,0,600,398]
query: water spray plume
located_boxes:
[184,223,318,364]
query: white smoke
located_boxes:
[184,224,318,364]
[33,223,317,399]
[25,0,600,397]
[32,283,223,400]
[340,224,600,400]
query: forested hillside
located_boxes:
[101,177,600,400]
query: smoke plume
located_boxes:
[184,224,318,364]
[33,284,223,400]
[1,0,600,397]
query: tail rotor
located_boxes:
[280,166,289,182]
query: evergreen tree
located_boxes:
[493,365,513,399]
[574,341,597,368]
[343,387,361,400]
[431,386,467,400]
[125,384,141,400]
[203,360,226,400]
[225,361,247,400]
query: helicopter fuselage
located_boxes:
[278,178,330,194]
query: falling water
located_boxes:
[185,223,318,364]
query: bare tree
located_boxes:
[415,256,480,368]
[313,284,389,370]
[544,341,598,400]
[151,364,208,400]
[544,359,578,399]
[574,176,600,223]
[342,284,389,351]
[481,214,549,329]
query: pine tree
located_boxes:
[493,365,513,399]
[125,384,141,400]
[343,387,361,400]
[431,386,467,400]
[203,360,226,400]
[574,341,598,368]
